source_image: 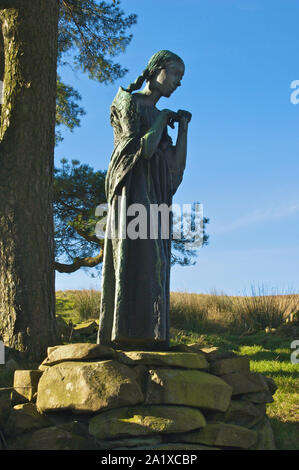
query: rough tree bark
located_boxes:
[0,0,60,362]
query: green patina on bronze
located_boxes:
[97,50,192,350]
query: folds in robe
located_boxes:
[97,87,185,350]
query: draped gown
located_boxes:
[97,87,185,350]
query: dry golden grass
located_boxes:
[170,289,299,334]
[56,287,299,334]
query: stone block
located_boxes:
[221,372,270,395]
[170,342,209,353]
[73,321,98,338]
[6,403,51,436]
[9,422,98,450]
[210,356,250,376]
[251,418,276,450]
[145,368,232,412]
[12,370,43,404]
[239,390,274,404]
[208,400,265,428]
[89,405,206,439]
[36,360,144,414]
[200,347,236,362]
[170,422,257,449]
[116,350,209,370]
[39,343,115,368]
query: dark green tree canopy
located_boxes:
[171,208,209,267]
[56,76,86,143]
[58,0,136,82]
[54,159,106,274]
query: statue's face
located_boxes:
[153,61,185,97]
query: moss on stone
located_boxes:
[146,368,232,412]
[116,350,209,369]
[89,405,206,439]
[36,360,144,413]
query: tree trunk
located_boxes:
[0,0,59,362]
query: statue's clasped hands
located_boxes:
[162,109,192,129]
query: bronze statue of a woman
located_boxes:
[97,50,192,351]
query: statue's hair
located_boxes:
[126,68,149,94]
[126,50,184,94]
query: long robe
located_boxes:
[97,87,185,350]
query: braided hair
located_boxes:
[126,50,184,94]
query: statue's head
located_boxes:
[126,50,185,97]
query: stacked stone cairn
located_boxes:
[2,343,277,450]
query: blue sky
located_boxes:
[55,0,299,295]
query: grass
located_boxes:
[55,290,78,323]
[233,285,299,331]
[72,289,101,321]
[240,344,299,450]
[56,289,101,324]
[170,286,299,335]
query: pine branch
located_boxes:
[55,250,103,273]
[62,0,95,64]
[73,220,103,245]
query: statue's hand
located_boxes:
[161,109,180,129]
[177,110,192,126]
